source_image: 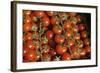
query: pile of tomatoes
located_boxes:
[23,10,91,62]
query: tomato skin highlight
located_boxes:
[46,30,54,40]
[55,35,65,44]
[53,25,62,35]
[61,53,71,60]
[23,23,32,32]
[56,45,67,55]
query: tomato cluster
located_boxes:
[23,10,91,62]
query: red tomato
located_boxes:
[72,26,78,33]
[65,30,73,38]
[42,16,50,27]
[68,12,76,16]
[50,16,60,25]
[64,20,72,30]
[81,31,87,38]
[78,24,85,31]
[48,40,56,48]
[83,38,90,46]
[46,11,54,17]
[71,51,80,59]
[76,40,83,48]
[23,45,29,57]
[24,10,32,16]
[42,53,51,61]
[31,15,38,22]
[59,12,67,21]
[84,46,91,54]
[34,11,45,17]
[24,50,37,62]
[79,49,86,57]
[76,15,81,22]
[61,53,71,60]
[49,49,57,56]
[46,30,54,40]
[53,25,62,34]
[26,40,35,50]
[55,35,65,44]
[68,40,75,47]
[56,45,67,55]
[70,45,78,53]
[74,33,80,40]
[24,32,33,41]
[23,23,31,32]
[24,16,32,23]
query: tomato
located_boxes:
[59,12,67,21]
[76,15,81,22]
[64,20,72,30]
[42,26,48,31]
[23,45,29,57]
[23,23,31,32]
[68,12,76,17]
[48,40,56,48]
[68,40,75,47]
[31,15,38,22]
[71,51,80,59]
[84,46,91,54]
[53,25,62,34]
[83,38,90,46]
[74,33,80,40]
[49,49,56,56]
[42,45,50,53]
[79,49,86,57]
[42,53,51,61]
[26,40,35,50]
[46,30,54,40]
[81,31,87,38]
[76,40,83,48]
[42,16,50,27]
[56,45,67,55]
[78,24,85,31]
[24,10,32,16]
[24,16,32,23]
[41,35,48,45]
[61,53,71,60]
[34,11,45,17]
[46,11,54,17]
[72,26,78,33]
[65,30,73,38]
[36,53,41,61]
[31,23,38,32]
[24,32,33,41]
[32,32,39,40]
[70,45,78,53]
[71,17,78,25]
[24,50,37,62]
[50,16,60,25]
[55,35,65,44]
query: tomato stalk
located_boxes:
[38,23,44,61]
[58,13,72,55]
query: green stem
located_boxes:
[39,23,43,61]
[58,13,72,55]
